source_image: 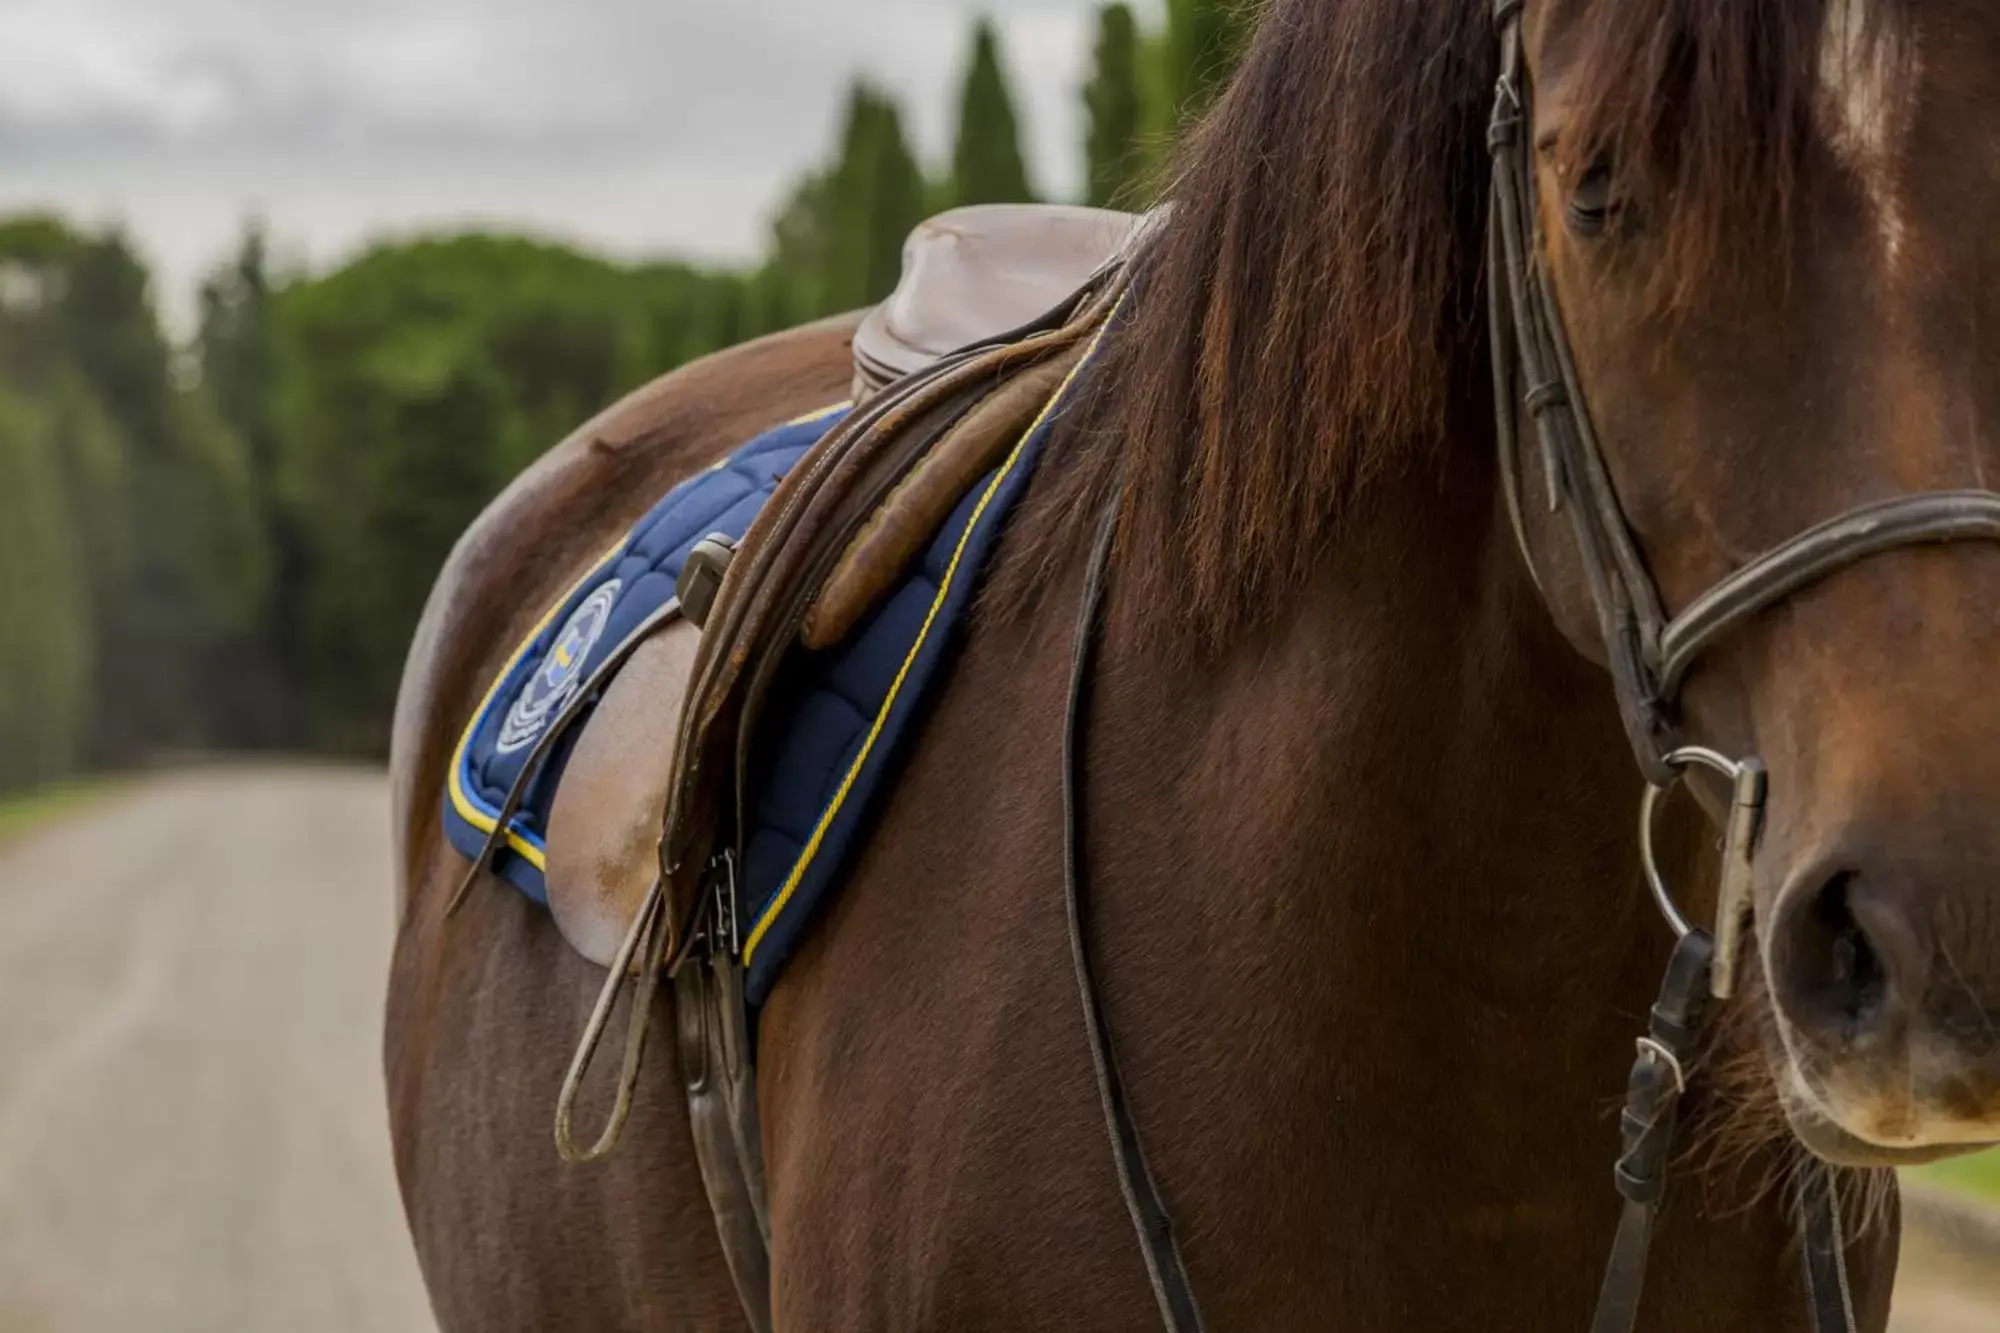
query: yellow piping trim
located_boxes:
[701,401,854,476]
[743,321,1115,962]
[786,400,853,426]
[448,400,850,869]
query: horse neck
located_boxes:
[1088,403,1683,1229]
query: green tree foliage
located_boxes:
[0,217,264,769]
[1084,4,1148,207]
[951,19,1036,207]
[62,230,266,758]
[200,221,303,745]
[750,170,839,333]
[268,236,663,749]
[0,386,92,787]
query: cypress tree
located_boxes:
[764,171,838,324]
[1083,4,1146,208]
[950,19,1035,207]
[863,97,926,302]
[825,84,929,311]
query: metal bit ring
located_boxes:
[1639,746,1768,998]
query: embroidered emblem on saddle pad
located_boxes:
[446,346,1093,1006]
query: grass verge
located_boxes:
[0,780,116,847]
[1910,1150,2000,1206]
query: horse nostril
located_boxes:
[1815,873,1888,1032]
[1774,870,1895,1048]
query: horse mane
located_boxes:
[999,0,1860,650]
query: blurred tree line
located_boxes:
[0,2,1250,784]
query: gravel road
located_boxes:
[0,766,1989,1332]
[0,768,432,1333]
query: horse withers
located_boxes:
[387,1,2000,1328]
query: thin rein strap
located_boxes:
[1589,930,1712,1333]
[1066,485,1208,1333]
[554,875,671,1163]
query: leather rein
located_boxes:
[1067,1,2000,1328]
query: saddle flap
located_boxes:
[545,620,702,968]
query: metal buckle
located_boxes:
[665,849,741,979]
[1639,746,1767,999]
[711,848,741,960]
[1634,1036,1687,1096]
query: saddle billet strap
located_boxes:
[1067,486,1208,1333]
[675,927,774,1333]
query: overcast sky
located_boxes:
[1,0,1158,328]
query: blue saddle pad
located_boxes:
[444,403,850,901]
[445,333,1102,1007]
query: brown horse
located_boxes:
[387,0,2000,1327]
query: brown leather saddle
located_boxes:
[850,204,1145,397]
[540,204,1141,974]
[534,203,1140,1330]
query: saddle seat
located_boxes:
[483,206,1139,974]
[851,204,1145,397]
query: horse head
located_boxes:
[1515,0,2000,1167]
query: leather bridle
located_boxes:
[1488,0,2000,797]
[1481,0,2000,1320]
[1069,3,2000,1330]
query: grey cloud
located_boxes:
[0,0,1155,327]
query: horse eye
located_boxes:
[1566,162,1620,239]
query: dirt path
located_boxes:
[0,767,433,1333]
[1894,1191,2000,1333]
[0,766,1990,1332]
